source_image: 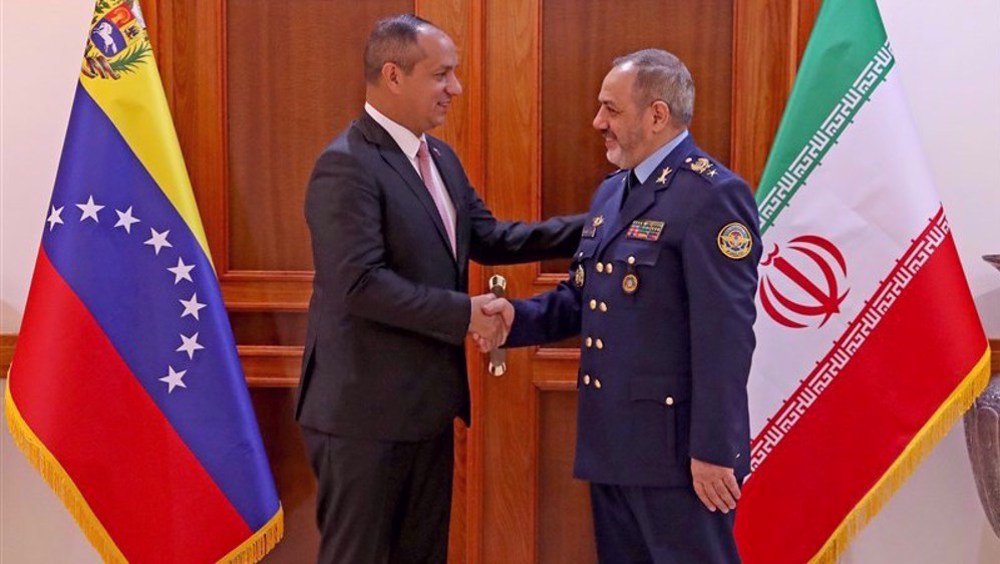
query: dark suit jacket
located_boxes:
[506,136,761,487]
[296,111,585,441]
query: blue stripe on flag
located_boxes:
[41,83,279,530]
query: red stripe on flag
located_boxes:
[735,231,985,564]
[9,249,253,563]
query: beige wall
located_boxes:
[1,0,999,562]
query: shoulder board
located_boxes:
[680,155,725,184]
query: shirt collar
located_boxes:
[365,102,425,160]
[633,129,689,184]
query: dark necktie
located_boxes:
[621,171,640,210]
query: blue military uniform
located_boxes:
[506,134,761,563]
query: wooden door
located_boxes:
[465,1,820,563]
[147,0,817,561]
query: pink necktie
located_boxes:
[416,140,457,256]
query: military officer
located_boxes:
[489,49,761,563]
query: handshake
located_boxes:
[467,293,515,353]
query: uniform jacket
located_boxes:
[507,135,761,486]
[297,111,585,441]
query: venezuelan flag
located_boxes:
[6,1,283,562]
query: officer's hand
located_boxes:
[468,294,507,352]
[691,458,740,514]
[482,298,514,334]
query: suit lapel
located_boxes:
[427,137,467,265]
[597,136,696,256]
[357,113,456,261]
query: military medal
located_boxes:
[622,273,638,294]
[583,215,605,238]
[626,219,665,241]
[575,264,586,287]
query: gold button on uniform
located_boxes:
[596,262,605,273]
[606,263,614,274]
[599,302,608,313]
[589,299,597,310]
[628,256,636,265]
[585,337,593,348]
[665,396,675,406]
[594,378,602,389]
[583,374,592,386]
[595,338,604,349]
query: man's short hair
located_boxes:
[364,14,438,84]
[613,49,695,126]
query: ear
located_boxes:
[650,100,671,132]
[381,62,403,93]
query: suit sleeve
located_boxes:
[681,177,761,468]
[464,186,587,265]
[306,150,471,345]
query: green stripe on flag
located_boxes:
[756,0,891,234]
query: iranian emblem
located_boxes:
[717,222,752,259]
[758,235,850,329]
[83,1,151,80]
[574,264,586,288]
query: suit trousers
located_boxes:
[302,425,454,564]
[590,482,740,564]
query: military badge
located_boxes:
[83,1,151,80]
[689,157,713,174]
[717,222,753,259]
[582,215,604,238]
[574,264,586,287]
[622,273,639,294]
[655,167,673,185]
[626,220,665,241]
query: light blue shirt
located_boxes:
[633,129,689,184]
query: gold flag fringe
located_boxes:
[807,345,993,564]
[218,506,284,564]
[5,381,284,563]
[5,381,128,563]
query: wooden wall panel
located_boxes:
[539,0,734,286]
[226,0,410,271]
[541,0,734,229]
[538,390,596,564]
[731,0,822,188]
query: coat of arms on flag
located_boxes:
[6,1,283,562]
[734,1,990,563]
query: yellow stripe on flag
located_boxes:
[80,65,213,267]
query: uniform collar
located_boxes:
[633,129,688,184]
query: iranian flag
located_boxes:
[734,1,991,562]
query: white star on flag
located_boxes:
[114,206,141,233]
[167,257,195,284]
[179,292,207,320]
[144,228,173,255]
[159,365,188,393]
[47,206,64,231]
[176,332,204,359]
[76,195,105,222]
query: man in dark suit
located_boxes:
[488,49,761,563]
[296,14,585,564]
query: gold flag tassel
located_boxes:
[808,345,993,564]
